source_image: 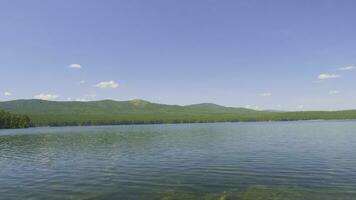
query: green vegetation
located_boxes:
[0,109,30,129]
[0,99,355,127]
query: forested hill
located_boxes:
[0,109,30,129]
[0,99,258,126]
[0,99,257,115]
[0,99,356,127]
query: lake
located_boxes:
[1,121,356,199]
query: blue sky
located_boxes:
[1,0,356,110]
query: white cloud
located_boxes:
[329,90,340,94]
[317,74,341,80]
[75,98,89,102]
[260,92,272,97]
[34,94,58,100]
[79,80,85,84]
[95,80,118,89]
[245,105,260,110]
[338,65,355,71]
[4,91,12,96]
[297,105,304,109]
[68,64,82,69]
[68,94,96,102]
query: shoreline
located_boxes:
[2,118,356,130]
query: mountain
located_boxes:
[0,99,356,127]
[0,99,256,115]
[0,99,259,126]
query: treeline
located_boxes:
[0,110,31,129]
[27,110,356,127]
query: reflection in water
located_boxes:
[1,121,356,199]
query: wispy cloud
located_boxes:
[245,105,260,110]
[67,94,96,102]
[95,80,118,89]
[329,90,340,94]
[317,73,341,80]
[338,65,355,71]
[75,98,89,102]
[260,92,272,97]
[68,64,82,69]
[4,91,12,96]
[34,94,58,100]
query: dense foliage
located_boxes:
[0,99,356,127]
[0,109,30,129]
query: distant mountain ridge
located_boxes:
[0,99,355,127]
[0,99,257,115]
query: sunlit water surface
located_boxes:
[1,121,356,199]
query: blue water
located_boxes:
[1,121,356,199]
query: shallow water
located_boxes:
[1,121,356,199]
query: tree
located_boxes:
[0,110,30,129]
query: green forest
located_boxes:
[0,109,30,129]
[0,99,356,128]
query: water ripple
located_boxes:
[1,121,356,199]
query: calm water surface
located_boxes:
[1,121,356,199]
